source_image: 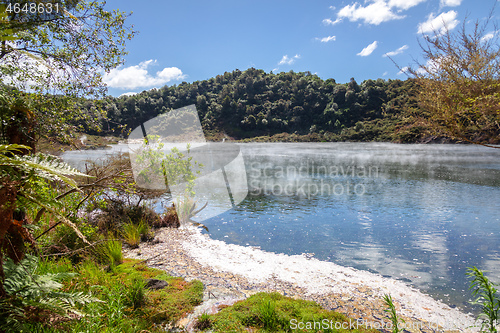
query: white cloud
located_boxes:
[337,0,405,25]
[440,0,462,7]
[417,11,459,36]
[322,18,342,25]
[383,44,409,57]
[482,32,495,42]
[316,36,336,43]
[1,49,88,92]
[418,58,443,75]
[330,0,426,26]
[397,66,410,75]
[103,59,185,89]
[388,0,427,11]
[278,54,301,65]
[398,58,443,76]
[120,92,137,97]
[357,41,378,56]
[481,30,499,42]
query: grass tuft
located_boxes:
[202,292,376,332]
[121,222,141,248]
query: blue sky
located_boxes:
[103,0,499,97]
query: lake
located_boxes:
[62,142,500,312]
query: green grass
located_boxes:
[467,267,500,332]
[121,222,141,248]
[199,292,378,333]
[91,238,124,268]
[18,257,203,332]
[383,294,404,333]
[121,220,153,248]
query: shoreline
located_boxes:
[38,132,499,157]
[124,227,479,332]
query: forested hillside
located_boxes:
[83,68,430,142]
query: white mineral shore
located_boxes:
[125,226,480,332]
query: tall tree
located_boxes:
[0,0,134,297]
[0,0,135,142]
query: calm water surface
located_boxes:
[62,142,500,312]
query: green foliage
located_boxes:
[0,255,99,332]
[90,239,124,268]
[23,258,203,332]
[0,0,136,140]
[383,294,404,333]
[121,222,141,248]
[1,150,87,187]
[0,143,92,243]
[103,239,123,267]
[133,135,208,226]
[41,222,96,262]
[258,299,279,331]
[135,135,202,197]
[125,276,147,310]
[467,267,500,332]
[196,312,212,330]
[120,219,154,248]
[93,69,437,143]
[135,219,154,242]
[202,292,375,332]
[79,153,164,235]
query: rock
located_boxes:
[145,278,169,290]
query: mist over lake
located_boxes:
[62,142,500,312]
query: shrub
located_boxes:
[154,206,180,228]
[205,292,364,332]
[41,220,101,263]
[88,201,161,234]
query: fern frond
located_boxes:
[3,255,38,295]
[0,144,31,155]
[0,300,25,332]
[6,153,90,187]
[21,193,90,244]
[2,254,101,327]
[26,297,75,316]
[49,291,101,307]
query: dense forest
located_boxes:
[82,68,432,143]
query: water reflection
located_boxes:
[202,143,500,312]
[61,142,500,312]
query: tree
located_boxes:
[0,0,135,142]
[0,0,134,297]
[406,9,500,147]
[0,144,90,297]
